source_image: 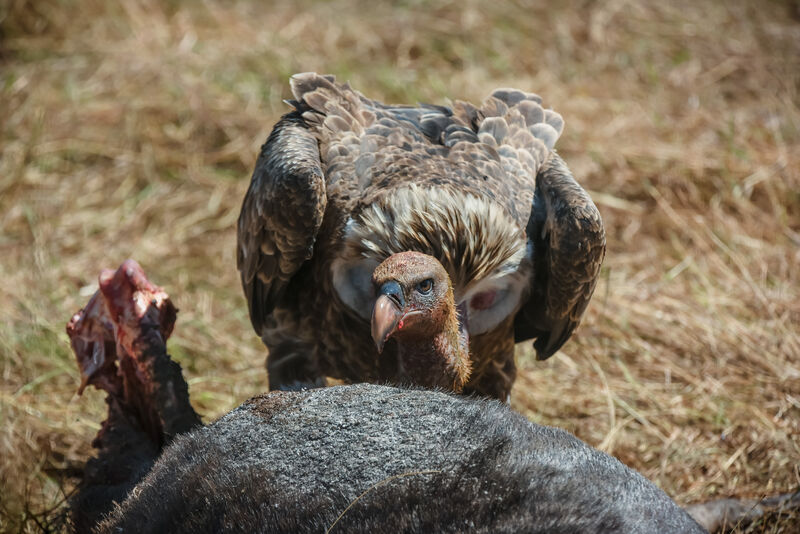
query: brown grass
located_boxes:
[1,0,798,531]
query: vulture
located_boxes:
[67,261,706,534]
[238,73,605,399]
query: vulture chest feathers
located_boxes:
[238,73,605,399]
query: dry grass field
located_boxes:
[1,0,799,531]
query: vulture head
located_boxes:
[370,252,471,392]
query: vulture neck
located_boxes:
[396,299,471,392]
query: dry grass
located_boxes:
[1,0,799,531]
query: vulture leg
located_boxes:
[265,337,327,391]
[462,321,518,400]
[462,355,516,401]
[67,260,201,531]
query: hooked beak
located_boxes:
[371,280,404,353]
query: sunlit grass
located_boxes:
[1,0,798,531]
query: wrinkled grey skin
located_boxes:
[97,384,705,534]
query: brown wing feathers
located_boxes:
[514,153,606,359]
[237,114,326,334]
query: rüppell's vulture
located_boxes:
[237,73,605,399]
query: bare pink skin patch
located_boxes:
[470,290,496,311]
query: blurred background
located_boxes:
[1,0,798,531]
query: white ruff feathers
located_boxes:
[347,185,528,296]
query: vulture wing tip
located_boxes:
[533,318,575,361]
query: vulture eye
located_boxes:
[416,279,433,294]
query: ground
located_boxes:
[0,0,798,532]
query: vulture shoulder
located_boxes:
[237,112,326,334]
[514,153,606,359]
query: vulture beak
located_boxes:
[371,280,404,354]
